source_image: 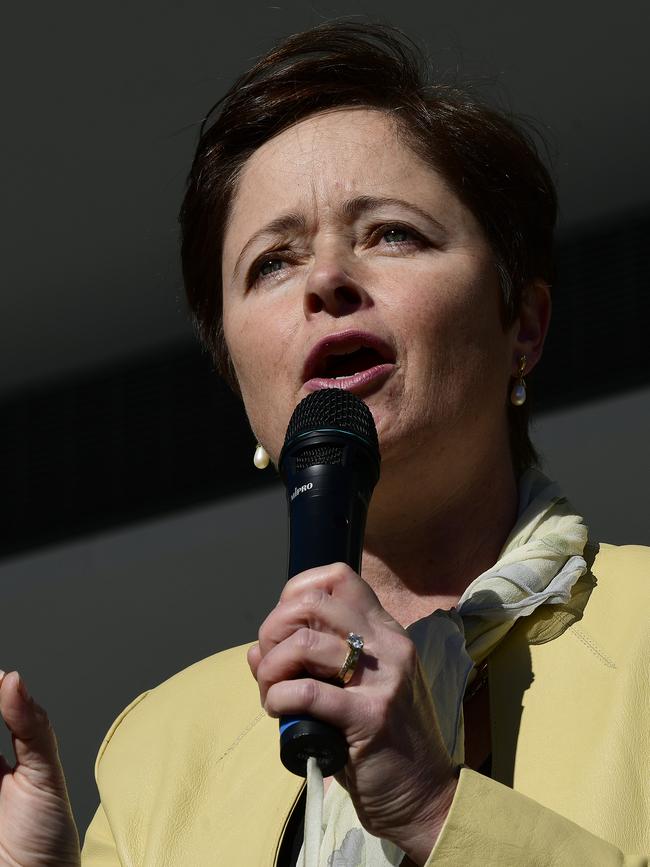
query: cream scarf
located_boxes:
[297,469,589,867]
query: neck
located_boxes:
[360,447,519,628]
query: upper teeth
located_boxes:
[333,374,355,379]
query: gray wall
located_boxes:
[1,385,649,835]
[532,386,650,545]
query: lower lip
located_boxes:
[304,363,395,397]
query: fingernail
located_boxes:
[0,670,5,679]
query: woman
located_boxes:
[0,22,647,867]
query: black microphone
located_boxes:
[277,388,381,777]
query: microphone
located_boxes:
[277,388,381,777]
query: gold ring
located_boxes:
[335,633,364,685]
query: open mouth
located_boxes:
[303,331,396,395]
[319,346,389,379]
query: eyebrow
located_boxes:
[340,195,447,234]
[231,195,446,281]
[232,213,307,281]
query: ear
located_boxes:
[510,279,552,375]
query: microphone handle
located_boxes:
[279,463,371,777]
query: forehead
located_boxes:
[239,108,423,189]
[224,109,456,242]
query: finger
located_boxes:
[264,677,360,737]
[256,628,349,704]
[258,589,365,657]
[0,671,68,793]
[280,562,383,612]
[247,643,261,678]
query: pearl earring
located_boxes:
[253,444,270,469]
[510,355,527,406]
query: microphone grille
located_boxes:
[284,388,378,452]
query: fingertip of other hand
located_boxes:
[0,670,19,691]
[0,671,32,714]
[4,670,30,702]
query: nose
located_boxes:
[303,256,371,318]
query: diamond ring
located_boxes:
[335,633,364,685]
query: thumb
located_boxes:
[0,670,68,792]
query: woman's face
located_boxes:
[221,109,520,479]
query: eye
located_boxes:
[370,223,425,249]
[258,257,284,277]
[248,254,289,287]
[382,226,413,244]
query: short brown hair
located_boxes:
[179,21,557,476]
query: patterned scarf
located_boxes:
[298,469,589,867]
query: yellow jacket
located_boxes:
[81,543,649,865]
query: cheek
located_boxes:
[396,258,508,399]
[224,290,280,375]
[222,301,295,451]
[403,272,494,351]
[224,309,261,389]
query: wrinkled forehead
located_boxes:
[241,108,403,184]
[222,108,456,265]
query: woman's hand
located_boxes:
[0,671,80,867]
[247,564,457,866]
